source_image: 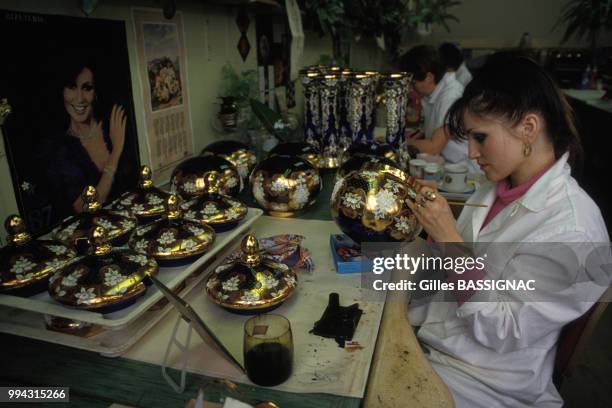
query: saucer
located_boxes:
[438,183,475,194]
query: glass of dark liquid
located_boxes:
[243,314,293,387]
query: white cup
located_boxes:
[423,163,441,182]
[409,159,427,178]
[443,163,469,192]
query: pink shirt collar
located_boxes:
[482,164,553,229]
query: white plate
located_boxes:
[438,183,475,194]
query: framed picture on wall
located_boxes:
[0,9,141,236]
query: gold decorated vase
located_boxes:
[331,168,422,243]
[250,155,321,217]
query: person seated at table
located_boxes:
[404,54,610,407]
[399,45,478,173]
[439,42,472,87]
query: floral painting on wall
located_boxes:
[143,23,183,111]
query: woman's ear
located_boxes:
[520,113,541,144]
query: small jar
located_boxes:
[408,159,426,179]
[423,163,440,181]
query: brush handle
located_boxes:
[447,201,488,207]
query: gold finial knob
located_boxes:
[5,214,31,246]
[89,226,112,256]
[166,194,181,220]
[241,234,261,267]
[139,165,153,190]
[82,185,101,212]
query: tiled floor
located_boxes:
[560,306,612,407]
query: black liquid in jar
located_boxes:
[244,342,293,386]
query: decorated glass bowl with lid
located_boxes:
[205,234,298,314]
[52,186,138,252]
[181,191,248,232]
[0,215,77,296]
[48,226,158,313]
[171,156,242,199]
[201,140,257,184]
[268,142,323,169]
[111,165,171,222]
[128,195,216,266]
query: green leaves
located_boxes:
[555,0,612,48]
[299,0,461,59]
[219,63,257,102]
[304,0,346,37]
[408,0,461,31]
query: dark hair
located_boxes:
[57,52,102,123]
[399,45,445,83]
[439,42,464,71]
[58,52,99,90]
[447,54,582,166]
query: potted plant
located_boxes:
[406,0,461,37]
[218,63,259,130]
[555,0,612,49]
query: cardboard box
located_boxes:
[330,234,363,274]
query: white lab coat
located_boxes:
[455,62,473,87]
[408,152,610,407]
[421,72,479,173]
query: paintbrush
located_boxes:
[447,201,488,207]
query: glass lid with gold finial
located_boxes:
[52,185,138,252]
[128,194,216,266]
[201,140,257,185]
[0,215,77,296]
[181,172,248,232]
[205,234,298,314]
[170,156,242,199]
[48,226,158,313]
[111,165,171,222]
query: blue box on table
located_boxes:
[330,234,364,274]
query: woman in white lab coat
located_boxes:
[405,55,610,407]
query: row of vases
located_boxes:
[300,66,411,169]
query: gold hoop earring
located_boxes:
[523,143,532,157]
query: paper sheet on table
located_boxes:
[124,218,385,398]
[285,0,304,81]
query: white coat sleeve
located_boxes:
[455,233,608,353]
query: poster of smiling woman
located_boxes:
[0,9,140,235]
